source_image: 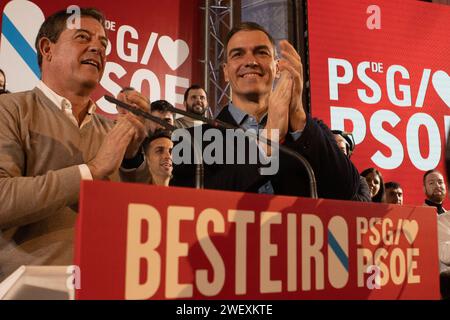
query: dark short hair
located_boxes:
[423,169,442,185]
[150,100,174,113]
[361,167,385,203]
[184,84,207,103]
[143,129,172,152]
[224,21,276,61]
[35,8,106,69]
[385,181,401,190]
[119,86,135,93]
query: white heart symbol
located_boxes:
[157,36,189,71]
[432,71,450,107]
[402,219,419,245]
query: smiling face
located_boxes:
[40,16,107,95]
[365,172,381,198]
[185,88,208,115]
[223,30,278,103]
[146,137,173,185]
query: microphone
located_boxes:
[104,95,177,131]
[104,95,318,198]
[164,104,318,198]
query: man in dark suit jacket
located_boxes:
[171,22,360,200]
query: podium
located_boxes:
[0,266,74,300]
[73,180,440,300]
[0,181,440,300]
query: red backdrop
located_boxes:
[308,0,450,205]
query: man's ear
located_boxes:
[39,37,53,62]
[275,59,281,79]
[222,63,229,82]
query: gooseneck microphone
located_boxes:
[104,95,318,198]
[105,95,177,131]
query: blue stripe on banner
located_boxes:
[2,13,41,78]
[328,230,349,272]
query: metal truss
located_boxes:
[201,0,235,116]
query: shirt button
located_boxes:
[62,100,69,109]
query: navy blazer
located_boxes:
[171,105,360,200]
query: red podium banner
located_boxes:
[75,181,439,300]
[308,0,450,205]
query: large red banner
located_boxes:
[75,181,439,300]
[308,0,450,205]
[0,0,201,114]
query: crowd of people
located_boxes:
[0,6,449,298]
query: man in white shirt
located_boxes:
[0,8,148,281]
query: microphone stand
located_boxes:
[105,95,177,131]
[192,125,204,189]
[104,95,318,198]
[164,103,318,199]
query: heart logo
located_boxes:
[402,219,419,245]
[432,71,450,108]
[157,36,190,71]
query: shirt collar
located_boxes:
[425,199,446,214]
[228,102,267,126]
[228,102,248,125]
[36,80,96,114]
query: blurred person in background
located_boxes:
[0,69,10,94]
[332,130,371,202]
[384,181,403,205]
[361,167,385,203]
[175,84,209,128]
[423,169,447,215]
